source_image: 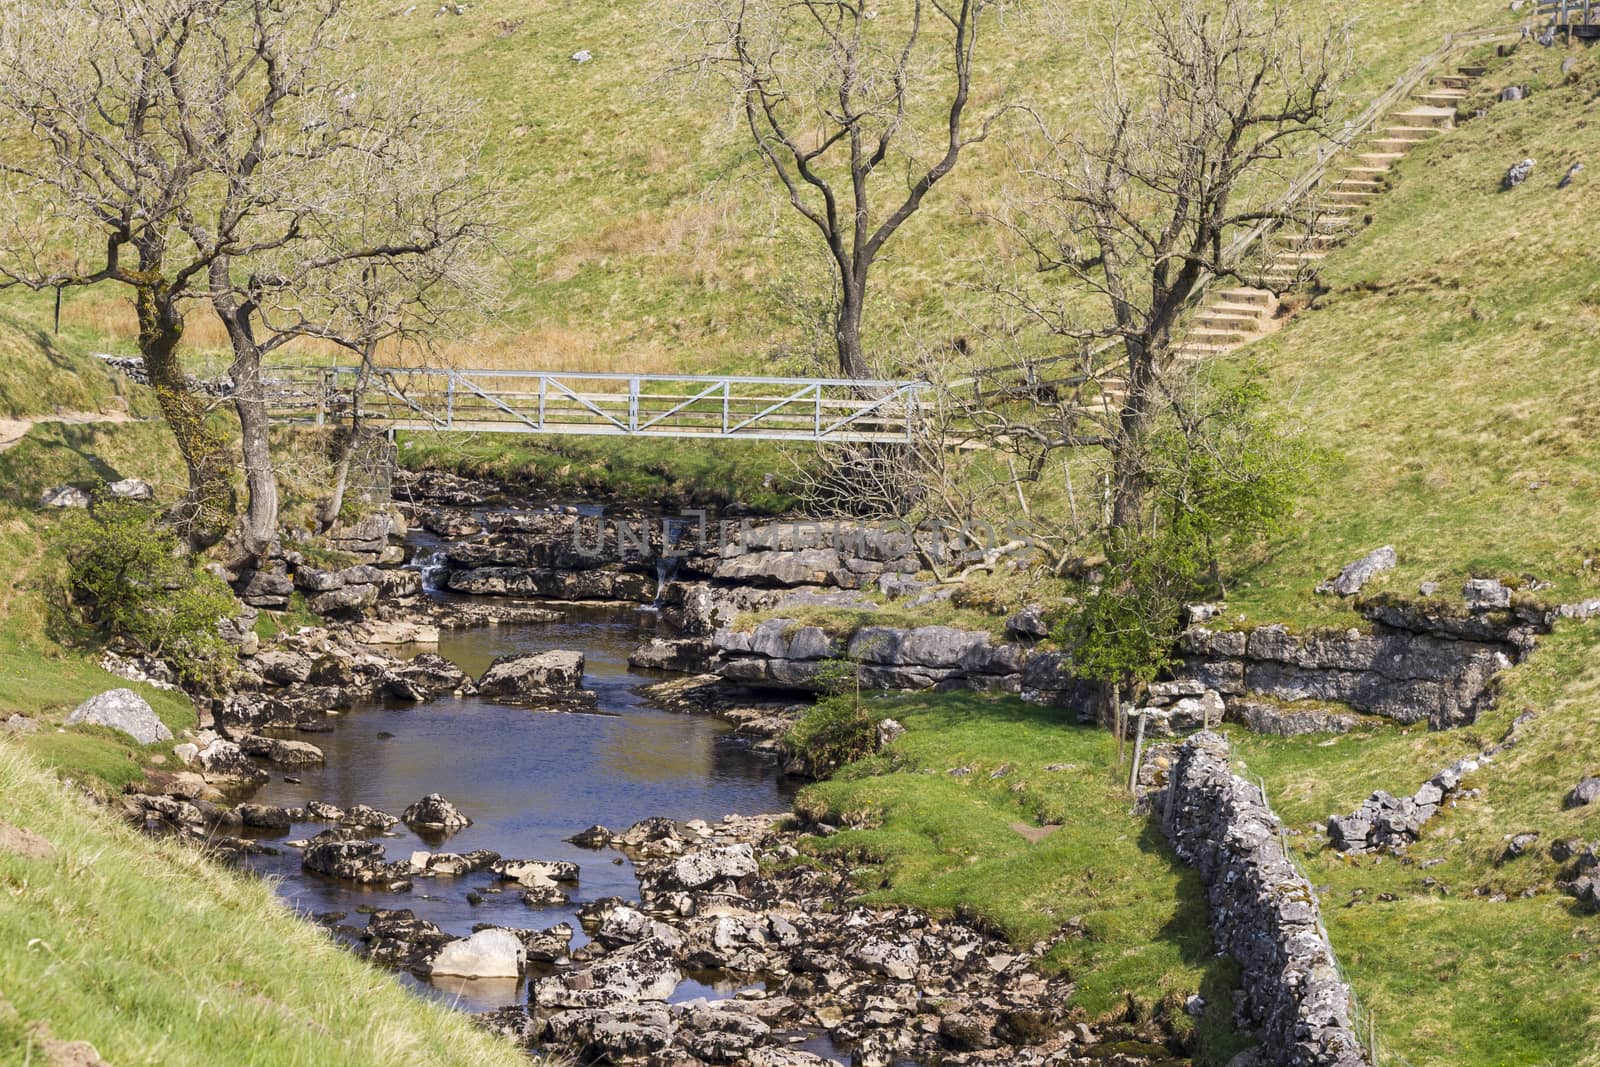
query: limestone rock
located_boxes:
[65,689,172,745]
[1566,776,1600,809]
[1503,157,1535,189]
[195,738,268,785]
[308,582,379,617]
[1462,578,1511,612]
[237,733,325,766]
[1315,545,1396,596]
[106,477,155,501]
[668,843,757,890]
[476,649,591,703]
[401,793,472,833]
[426,927,526,979]
[1003,605,1049,642]
[39,484,91,508]
[492,858,580,888]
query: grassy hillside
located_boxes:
[21,0,1509,379]
[0,312,127,419]
[0,744,530,1067]
[1222,40,1600,624]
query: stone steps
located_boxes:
[1153,60,1480,376]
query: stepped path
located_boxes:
[1161,64,1485,373]
[0,410,131,453]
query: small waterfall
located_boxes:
[650,517,691,608]
[408,549,450,594]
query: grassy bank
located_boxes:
[398,430,801,513]
[0,312,129,420]
[1219,41,1600,626]
[792,690,1253,1063]
[1215,619,1600,1067]
[0,745,529,1067]
[0,354,534,1065]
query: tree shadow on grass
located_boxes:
[0,424,124,509]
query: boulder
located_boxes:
[39,485,91,509]
[1462,578,1511,612]
[541,1003,674,1059]
[302,829,404,885]
[668,843,757,890]
[627,638,714,674]
[491,858,580,888]
[1503,157,1535,190]
[238,562,294,609]
[401,793,472,832]
[386,653,471,701]
[65,689,171,745]
[476,650,590,703]
[252,650,313,687]
[425,927,526,979]
[106,478,154,501]
[846,935,919,980]
[1315,546,1396,596]
[1003,605,1049,642]
[1565,776,1600,809]
[294,567,346,592]
[1503,832,1540,860]
[236,803,294,831]
[308,583,379,617]
[328,510,397,554]
[536,938,682,1007]
[195,738,268,785]
[237,733,326,766]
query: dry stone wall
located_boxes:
[1162,732,1370,1067]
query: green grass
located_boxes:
[0,744,531,1067]
[1219,43,1600,627]
[398,430,801,513]
[793,690,1253,1062]
[0,311,128,419]
[1213,620,1600,1066]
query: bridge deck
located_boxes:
[267,367,927,444]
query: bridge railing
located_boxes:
[265,366,928,444]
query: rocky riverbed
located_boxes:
[108,476,1202,1065]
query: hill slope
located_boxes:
[1223,39,1600,621]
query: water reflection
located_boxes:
[239,604,798,1014]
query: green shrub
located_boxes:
[783,693,884,778]
[52,498,237,691]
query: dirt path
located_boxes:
[0,411,131,453]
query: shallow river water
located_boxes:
[239,601,801,1015]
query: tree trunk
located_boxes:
[136,284,235,549]
[230,345,279,560]
[321,352,375,530]
[208,260,279,562]
[1110,343,1156,532]
[835,276,871,379]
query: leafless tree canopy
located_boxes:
[0,0,497,554]
[993,0,1347,531]
[681,0,1004,378]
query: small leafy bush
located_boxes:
[783,693,883,778]
[52,498,237,690]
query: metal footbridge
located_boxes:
[266,366,927,444]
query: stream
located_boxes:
[237,596,802,1015]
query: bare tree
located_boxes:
[0,0,494,558]
[996,0,1346,531]
[257,146,499,529]
[0,0,253,545]
[189,54,497,555]
[685,0,1004,378]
